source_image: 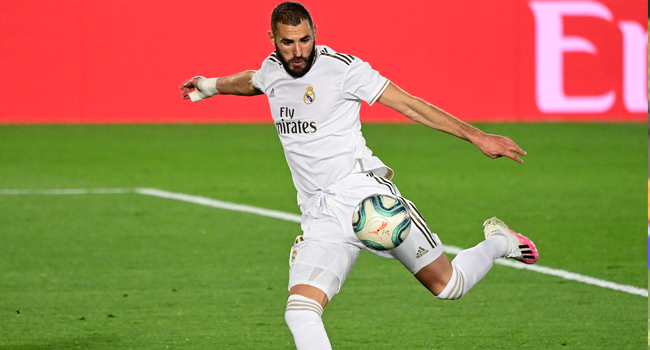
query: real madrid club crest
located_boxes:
[303,85,315,104]
[290,249,298,264]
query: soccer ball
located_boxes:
[351,194,411,250]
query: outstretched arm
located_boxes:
[377,83,527,163]
[179,70,263,100]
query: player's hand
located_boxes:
[474,133,527,163]
[179,76,201,100]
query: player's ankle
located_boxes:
[486,234,511,257]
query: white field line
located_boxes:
[2,187,647,298]
[0,188,134,195]
[134,188,302,223]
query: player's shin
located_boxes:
[285,295,332,350]
[435,238,504,300]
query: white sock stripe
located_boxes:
[287,297,323,306]
[452,270,466,300]
[287,300,323,313]
[460,272,465,298]
[442,269,461,299]
[287,296,324,316]
[287,300,322,307]
[450,270,463,300]
[286,306,323,317]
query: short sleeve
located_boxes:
[341,58,390,105]
[252,62,267,92]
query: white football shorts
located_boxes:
[288,171,444,301]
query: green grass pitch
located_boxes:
[0,123,646,349]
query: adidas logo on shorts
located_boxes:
[416,246,429,259]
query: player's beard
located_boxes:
[275,42,317,78]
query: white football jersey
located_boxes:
[252,45,391,207]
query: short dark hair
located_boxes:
[271,1,313,34]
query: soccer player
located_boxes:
[179,2,539,349]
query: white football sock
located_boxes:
[285,295,332,350]
[436,236,508,300]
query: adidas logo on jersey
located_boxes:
[416,246,429,259]
[269,88,275,98]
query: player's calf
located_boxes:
[436,217,538,300]
[434,244,495,300]
[285,294,332,350]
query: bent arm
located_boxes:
[179,70,263,99]
[377,82,526,163]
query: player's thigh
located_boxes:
[288,237,361,303]
[389,198,444,274]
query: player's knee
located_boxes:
[435,266,467,300]
[285,294,324,331]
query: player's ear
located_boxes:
[313,25,318,40]
[268,30,275,44]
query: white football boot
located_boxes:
[483,217,539,264]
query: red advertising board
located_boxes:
[0,0,646,123]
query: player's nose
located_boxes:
[293,44,302,57]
